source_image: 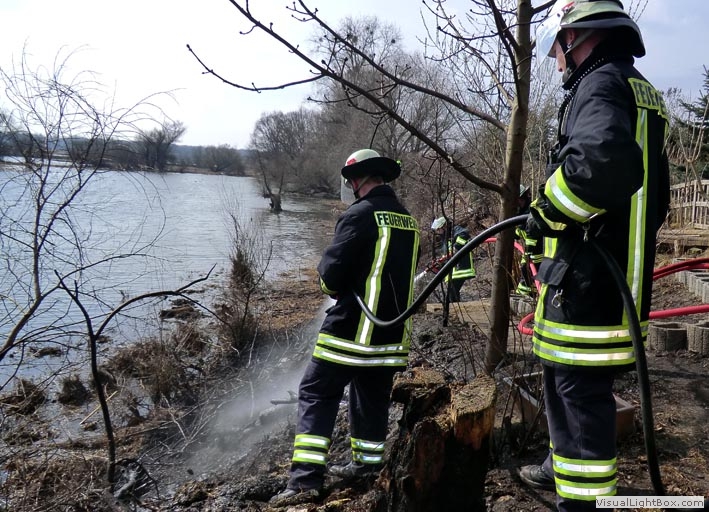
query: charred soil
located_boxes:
[2,251,707,511]
[148,256,709,512]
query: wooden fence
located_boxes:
[669,180,709,228]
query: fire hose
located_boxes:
[353,214,708,510]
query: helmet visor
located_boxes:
[535,7,564,59]
[340,176,355,204]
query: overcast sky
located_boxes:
[0,0,707,148]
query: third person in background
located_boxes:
[430,217,476,303]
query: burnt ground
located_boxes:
[2,247,706,511]
[143,252,709,512]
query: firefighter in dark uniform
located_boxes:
[518,1,670,511]
[270,149,420,505]
[430,217,476,303]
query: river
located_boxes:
[0,167,336,385]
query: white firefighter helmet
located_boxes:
[431,217,446,230]
[341,149,401,182]
[535,0,645,59]
[340,149,401,204]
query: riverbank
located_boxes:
[0,167,342,510]
[2,226,708,510]
[0,257,332,510]
[145,261,709,511]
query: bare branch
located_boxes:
[195,0,502,192]
[186,44,322,92]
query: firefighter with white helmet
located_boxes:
[519,1,670,510]
[429,216,476,303]
[271,149,419,504]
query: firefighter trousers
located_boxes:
[287,358,398,491]
[542,365,617,512]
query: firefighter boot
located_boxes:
[518,464,555,491]
[329,461,382,478]
[269,487,321,506]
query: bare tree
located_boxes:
[666,68,709,182]
[0,48,148,371]
[0,48,217,501]
[135,119,187,171]
[249,108,319,211]
[188,0,557,373]
[200,144,245,174]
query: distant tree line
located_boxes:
[0,116,245,175]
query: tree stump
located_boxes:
[688,321,709,356]
[367,368,496,512]
[648,321,687,351]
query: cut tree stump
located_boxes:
[366,368,496,512]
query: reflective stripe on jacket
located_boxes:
[533,52,670,369]
[315,185,420,367]
[444,226,476,281]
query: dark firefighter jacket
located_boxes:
[445,225,476,281]
[530,43,671,370]
[315,185,420,368]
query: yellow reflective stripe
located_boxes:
[534,203,568,232]
[319,277,337,296]
[292,450,327,465]
[629,106,650,320]
[627,186,642,326]
[533,340,635,365]
[543,236,557,258]
[313,347,408,367]
[353,453,384,463]
[356,222,390,344]
[316,333,407,354]
[351,438,385,452]
[451,267,476,279]
[295,434,330,448]
[555,477,617,500]
[535,318,649,342]
[553,455,616,477]
[545,166,606,223]
[405,231,420,347]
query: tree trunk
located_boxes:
[269,193,282,213]
[365,368,496,512]
[485,0,534,374]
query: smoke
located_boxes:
[184,298,333,476]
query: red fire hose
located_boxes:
[517,254,709,335]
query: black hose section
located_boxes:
[353,214,529,329]
[354,215,706,509]
[592,242,709,510]
[589,241,666,498]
